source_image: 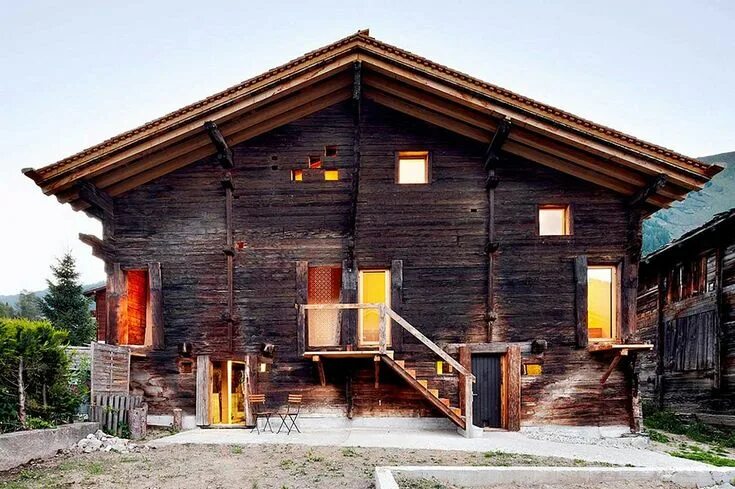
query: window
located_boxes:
[397,151,429,184]
[307,266,342,347]
[122,269,149,346]
[587,265,617,340]
[291,169,303,181]
[538,206,571,236]
[358,270,391,346]
[324,170,339,181]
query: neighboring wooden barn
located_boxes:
[637,209,735,415]
[24,31,720,435]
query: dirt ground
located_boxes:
[0,443,610,489]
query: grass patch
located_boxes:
[395,476,449,489]
[231,445,243,455]
[644,408,735,448]
[341,447,358,457]
[87,461,105,475]
[647,429,671,443]
[670,445,735,467]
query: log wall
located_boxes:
[636,221,735,414]
[110,100,636,426]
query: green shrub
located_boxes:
[0,318,84,433]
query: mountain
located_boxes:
[0,281,105,308]
[642,151,735,255]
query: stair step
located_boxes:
[439,398,450,406]
[428,388,439,397]
[417,379,428,388]
[405,369,416,378]
[395,360,405,368]
[450,407,462,417]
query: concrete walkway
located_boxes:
[150,423,709,469]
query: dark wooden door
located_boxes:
[472,354,502,428]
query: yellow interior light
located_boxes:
[324,170,339,181]
[292,169,303,182]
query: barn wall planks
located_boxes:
[110,99,637,425]
[636,213,735,414]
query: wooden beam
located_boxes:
[484,118,512,170]
[79,233,114,261]
[313,355,326,386]
[204,121,234,169]
[628,174,668,207]
[390,260,404,352]
[348,61,362,259]
[295,261,308,356]
[506,345,521,431]
[41,53,358,191]
[195,355,211,426]
[600,353,623,385]
[374,355,380,388]
[148,262,165,350]
[458,345,471,419]
[103,88,352,198]
[340,259,358,347]
[574,255,589,348]
[361,54,707,189]
[75,181,113,220]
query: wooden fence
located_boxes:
[89,394,144,437]
[90,342,131,398]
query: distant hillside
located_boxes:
[0,281,105,308]
[643,151,735,255]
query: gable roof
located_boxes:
[24,29,721,212]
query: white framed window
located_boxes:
[396,151,429,184]
[539,205,571,236]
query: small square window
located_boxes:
[325,145,338,157]
[324,170,339,181]
[291,169,303,182]
[397,151,429,184]
[309,156,322,169]
[539,206,571,236]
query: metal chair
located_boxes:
[277,394,302,434]
[250,394,273,434]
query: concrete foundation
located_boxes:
[376,466,735,489]
[0,422,99,472]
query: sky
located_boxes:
[1,0,734,295]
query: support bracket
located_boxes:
[628,174,667,207]
[204,121,234,169]
[483,118,512,170]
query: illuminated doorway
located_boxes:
[210,360,247,425]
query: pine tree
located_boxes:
[0,302,15,318]
[16,291,42,320]
[39,253,96,345]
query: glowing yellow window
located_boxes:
[588,265,617,340]
[397,151,429,184]
[324,170,339,181]
[539,206,571,236]
[291,169,303,182]
[358,270,391,346]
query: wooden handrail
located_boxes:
[299,303,384,310]
[383,306,475,380]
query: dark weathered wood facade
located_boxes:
[25,31,720,432]
[636,209,735,414]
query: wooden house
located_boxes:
[24,31,721,435]
[637,209,735,416]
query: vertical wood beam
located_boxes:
[623,206,644,341]
[458,345,471,419]
[484,118,511,341]
[148,262,165,349]
[107,263,126,345]
[714,238,725,390]
[204,121,234,169]
[655,270,667,408]
[295,261,308,355]
[348,61,362,261]
[390,259,404,352]
[374,355,380,389]
[222,174,235,352]
[340,259,358,347]
[195,355,211,426]
[574,255,589,348]
[506,345,522,431]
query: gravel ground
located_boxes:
[0,444,607,489]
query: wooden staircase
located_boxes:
[380,355,465,429]
[299,302,476,436]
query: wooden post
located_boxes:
[172,408,183,431]
[340,260,358,347]
[458,345,471,421]
[296,261,308,355]
[129,403,148,440]
[107,263,126,345]
[374,355,381,388]
[378,304,387,354]
[148,262,164,349]
[506,345,522,431]
[390,260,404,352]
[223,174,235,352]
[195,355,211,426]
[574,255,589,348]
[655,270,667,408]
[313,355,326,386]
